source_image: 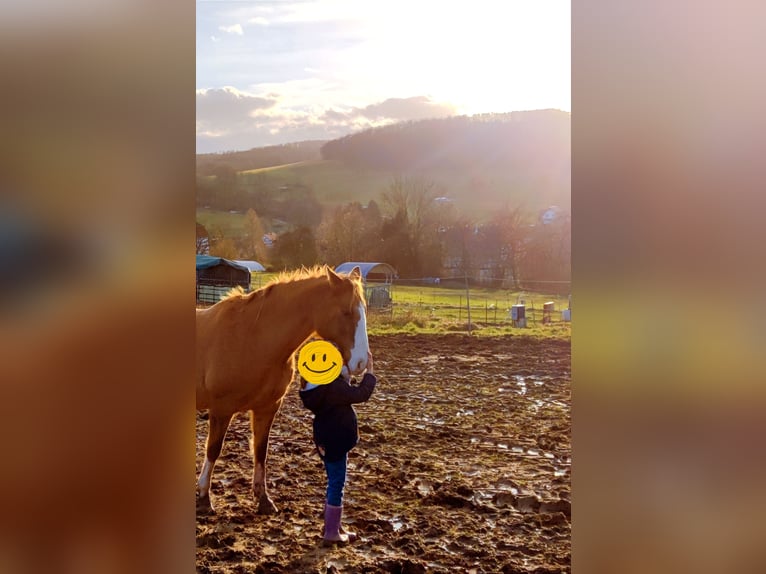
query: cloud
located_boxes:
[196,87,277,138]
[218,23,243,35]
[322,108,351,122]
[248,17,269,26]
[196,91,457,153]
[356,96,457,121]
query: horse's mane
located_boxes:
[219,265,365,305]
[269,265,336,285]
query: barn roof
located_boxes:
[232,259,266,272]
[334,262,397,282]
[195,255,250,273]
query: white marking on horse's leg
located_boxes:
[197,458,214,496]
[348,302,370,374]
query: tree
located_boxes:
[519,215,571,290]
[489,206,528,289]
[244,208,268,264]
[280,186,323,228]
[379,176,442,277]
[317,201,382,266]
[375,210,415,276]
[272,226,318,270]
[211,164,237,189]
[209,237,239,260]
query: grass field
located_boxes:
[241,160,395,208]
[196,209,249,236]
[245,272,571,339]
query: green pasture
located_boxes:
[373,283,570,339]
[196,208,249,236]
[240,160,394,208]
[247,273,571,339]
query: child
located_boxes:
[299,350,376,545]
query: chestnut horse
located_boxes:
[196,266,369,514]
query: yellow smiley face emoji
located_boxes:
[297,340,343,385]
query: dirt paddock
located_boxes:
[196,334,571,573]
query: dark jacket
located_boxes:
[299,372,377,462]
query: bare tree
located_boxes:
[489,206,528,289]
[317,203,361,265]
[380,176,442,276]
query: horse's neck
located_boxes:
[254,278,324,358]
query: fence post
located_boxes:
[464,274,472,335]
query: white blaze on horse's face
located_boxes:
[348,302,369,375]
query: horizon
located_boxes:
[197,0,570,154]
[196,107,571,156]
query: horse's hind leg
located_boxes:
[196,411,233,514]
[250,402,282,515]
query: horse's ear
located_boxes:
[350,266,362,280]
[326,267,343,285]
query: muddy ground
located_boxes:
[197,334,571,574]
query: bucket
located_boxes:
[511,304,526,328]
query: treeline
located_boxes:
[320,109,570,173]
[202,177,570,290]
[196,140,325,175]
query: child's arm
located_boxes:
[329,352,377,405]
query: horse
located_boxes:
[195,265,369,515]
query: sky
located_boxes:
[197,0,570,154]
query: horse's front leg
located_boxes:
[250,401,282,515]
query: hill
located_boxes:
[197,110,570,237]
[321,109,570,175]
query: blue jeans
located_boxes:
[324,453,347,506]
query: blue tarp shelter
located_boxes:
[334,262,397,284]
[334,262,397,308]
[233,259,266,272]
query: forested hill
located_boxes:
[320,109,570,172]
[196,140,325,174]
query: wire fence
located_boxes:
[223,272,572,328]
[378,291,571,328]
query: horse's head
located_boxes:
[315,266,369,375]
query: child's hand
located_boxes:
[366,351,374,375]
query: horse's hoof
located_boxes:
[257,495,278,515]
[196,493,214,515]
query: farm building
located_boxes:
[196,255,251,305]
[335,262,397,308]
